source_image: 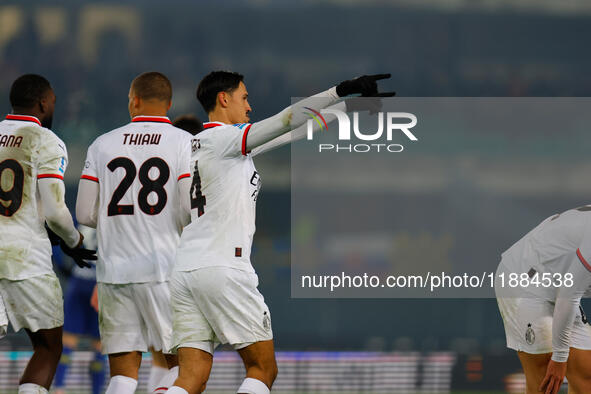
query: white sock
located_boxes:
[148,365,169,393]
[165,386,188,394]
[237,378,270,394]
[105,375,138,394]
[18,383,48,394]
[153,366,179,393]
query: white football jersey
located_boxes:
[501,206,591,294]
[0,115,68,280]
[175,122,261,274]
[81,116,192,284]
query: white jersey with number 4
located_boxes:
[175,122,261,274]
[501,206,591,296]
[81,116,192,284]
[0,115,68,280]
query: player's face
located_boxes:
[227,82,251,123]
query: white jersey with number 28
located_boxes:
[81,116,192,284]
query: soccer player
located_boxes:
[168,71,393,394]
[76,71,192,394]
[172,115,204,136]
[54,225,105,394]
[496,206,591,394]
[0,74,96,394]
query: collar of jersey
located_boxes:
[202,121,225,129]
[131,116,171,124]
[5,114,41,126]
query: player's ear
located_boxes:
[38,96,48,114]
[217,91,228,109]
[166,100,172,111]
[133,96,141,109]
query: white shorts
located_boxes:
[170,267,273,354]
[98,281,173,355]
[497,296,591,354]
[0,274,64,333]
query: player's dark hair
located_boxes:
[9,74,52,110]
[131,71,172,102]
[173,114,204,136]
[196,71,244,113]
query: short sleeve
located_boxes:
[177,134,193,182]
[212,123,252,158]
[37,134,68,180]
[80,141,99,183]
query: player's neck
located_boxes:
[208,109,232,125]
[12,108,42,120]
[131,104,168,118]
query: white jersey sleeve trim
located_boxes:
[241,124,252,156]
[576,248,591,272]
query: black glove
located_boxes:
[60,239,97,269]
[45,225,96,268]
[345,91,397,114]
[336,73,393,97]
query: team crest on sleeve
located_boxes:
[525,323,535,345]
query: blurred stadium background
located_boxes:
[2,0,591,392]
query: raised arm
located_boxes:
[246,74,392,152]
[245,87,339,152]
[251,101,346,157]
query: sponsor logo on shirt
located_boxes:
[250,171,262,201]
[58,157,66,174]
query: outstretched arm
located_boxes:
[246,74,392,152]
[245,87,340,152]
[251,101,347,157]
